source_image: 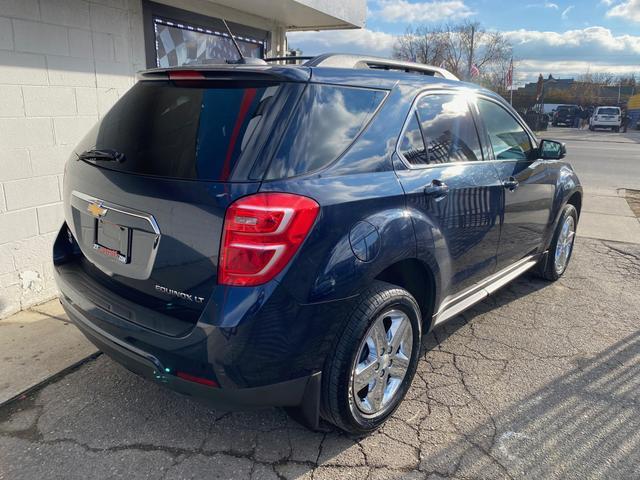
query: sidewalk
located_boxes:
[0,299,98,405]
[579,187,640,244]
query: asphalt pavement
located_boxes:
[1,128,639,480]
[543,126,640,191]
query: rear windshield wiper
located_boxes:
[76,149,126,163]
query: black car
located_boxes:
[53,54,582,435]
[552,104,580,127]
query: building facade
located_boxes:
[0,0,365,318]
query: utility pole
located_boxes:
[618,82,622,104]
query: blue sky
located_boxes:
[288,0,640,84]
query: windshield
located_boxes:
[597,108,620,115]
[74,81,284,181]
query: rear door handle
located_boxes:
[503,177,519,191]
[424,179,449,196]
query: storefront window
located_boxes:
[153,17,264,67]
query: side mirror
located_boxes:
[539,139,566,160]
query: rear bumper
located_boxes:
[51,223,355,428]
[60,293,320,413]
[591,121,620,127]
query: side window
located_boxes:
[267,85,386,179]
[477,99,532,160]
[398,112,428,165]
[413,93,482,165]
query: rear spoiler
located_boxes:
[137,65,310,83]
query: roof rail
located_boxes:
[264,56,314,63]
[304,54,459,81]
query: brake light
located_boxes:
[218,193,320,286]
[168,70,205,81]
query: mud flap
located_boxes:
[285,371,329,431]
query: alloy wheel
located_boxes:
[555,215,576,274]
[351,309,413,415]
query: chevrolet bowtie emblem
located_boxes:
[87,201,107,218]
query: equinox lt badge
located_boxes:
[155,284,205,304]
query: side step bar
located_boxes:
[432,255,540,327]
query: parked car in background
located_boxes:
[523,110,549,131]
[553,104,580,127]
[590,106,622,132]
[53,54,582,435]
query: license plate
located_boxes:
[93,220,131,264]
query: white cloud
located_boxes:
[288,26,640,83]
[515,59,640,83]
[526,2,560,9]
[504,26,640,55]
[288,29,396,57]
[606,0,640,22]
[561,5,575,19]
[373,0,475,22]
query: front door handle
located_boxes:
[503,177,519,191]
[424,179,449,197]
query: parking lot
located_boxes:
[2,128,640,480]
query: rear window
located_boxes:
[74,81,283,181]
[597,107,620,115]
[265,84,386,179]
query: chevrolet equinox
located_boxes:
[53,54,582,435]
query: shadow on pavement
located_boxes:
[417,328,640,479]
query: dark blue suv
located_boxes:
[53,54,582,435]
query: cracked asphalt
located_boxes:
[2,237,640,480]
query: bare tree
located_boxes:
[392,25,446,66]
[619,74,637,87]
[478,55,517,94]
[393,21,512,82]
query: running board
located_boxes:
[432,255,539,327]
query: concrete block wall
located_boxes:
[0,0,145,318]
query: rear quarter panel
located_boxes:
[259,85,420,304]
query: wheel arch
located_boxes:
[543,163,583,251]
[566,190,582,218]
[374,258,437,329]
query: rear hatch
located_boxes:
[556,106,575,122]
[595,107,620,121]
[62,72,305,334]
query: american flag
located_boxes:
[506,58,514,88]
[470,63,480,78]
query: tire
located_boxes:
[589,125,594,131]
[614,127,620,133]
[535,204,578,281]
[320,280,422,435]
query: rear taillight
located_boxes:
[218,193,320,286]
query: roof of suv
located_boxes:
[139,53,477,92]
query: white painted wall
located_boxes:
[0,0,355,318]
[0,0,146,317]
